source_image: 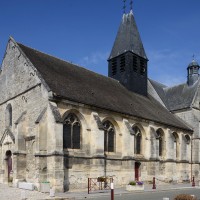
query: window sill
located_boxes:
[63,148,86,157]
[104,152,122,159]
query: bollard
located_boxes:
[111,182,114,200]
[88,178,90,194]
[20,190,26,200]
[152,177,156,189]
[192,176,195,187]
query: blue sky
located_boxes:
[1,0,200,86]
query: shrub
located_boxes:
[129,181,136,186]
[174,194,197,200]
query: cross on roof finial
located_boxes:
[192,54,195,61]
[130,0,133,11]
[123,0,126,14]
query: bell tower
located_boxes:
[108,5,148,96]
[187,59,200,86]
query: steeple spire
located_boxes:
[109,11,147,60]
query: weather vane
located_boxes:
[130,0,133,11]
[123,0,126,14]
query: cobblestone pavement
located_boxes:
[0,184,50,200]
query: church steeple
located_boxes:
[109,10,147,60]
[108,8,148,96]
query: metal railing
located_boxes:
[88,177,113,194]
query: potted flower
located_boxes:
[97,177,106,182]
[126,181,144,191]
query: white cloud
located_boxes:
[79,51,109,67]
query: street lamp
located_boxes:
[191,137,200,182]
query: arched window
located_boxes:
[133,126,142,154]
[156,129,164,156]
[185,135,190,144]
[5,104,12,127]
[63,114,81,149]
[172,132,179,159]
[103,121,115,152]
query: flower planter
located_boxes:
[97,177,106,182]
[126,184,144,191]
[40,182,50,193]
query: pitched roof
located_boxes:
[17,43,192,131]
[149,79,199,111]
[109,11,147,60]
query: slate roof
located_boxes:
[149,79,199,111]
[188,60,199,68]
[18,43,192,131]
[109,11,147,60]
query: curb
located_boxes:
[52,187,200,200]
[38,198,75,200]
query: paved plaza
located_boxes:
[0,184,49,200]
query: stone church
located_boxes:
[0,7,199,192]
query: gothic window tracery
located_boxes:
[185,135,190,144]
[172,132,179,159]
[103,121,115,152]
[156,129,164,157]
[133,126,142,154]
[63,113,81,149]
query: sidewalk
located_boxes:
[0,182,199,200]
[54,183,200,200]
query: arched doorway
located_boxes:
[135,162,141,181]
[5,150,12,181]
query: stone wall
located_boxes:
[57,100,192,191]
[0,38,50,187]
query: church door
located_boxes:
[135,162,141,181]
[6,150,12,180]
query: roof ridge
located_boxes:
[164,80,199,92]
[163,82,186,91]
[149,78,167,88]
[17,42,120,84]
